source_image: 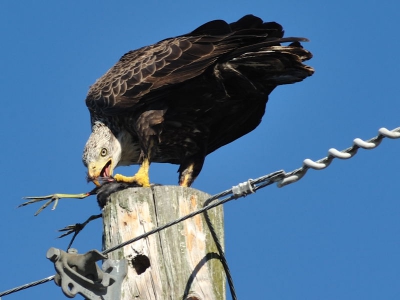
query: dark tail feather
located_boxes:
[223,43,314,87]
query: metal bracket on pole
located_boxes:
[47,247,127,300]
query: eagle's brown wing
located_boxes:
[85,15,303,116]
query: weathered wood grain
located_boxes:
[102,186,225,300]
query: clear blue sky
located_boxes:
[1,1,399,299]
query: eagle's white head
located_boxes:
[82,122,122,184]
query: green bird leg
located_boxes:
[20,192,91,216]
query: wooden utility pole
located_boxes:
[102,186,226,300]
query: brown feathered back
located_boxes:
[84,14,314,186]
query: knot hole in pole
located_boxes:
[131,254,150,275]
[186,293,202,300]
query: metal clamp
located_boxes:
[47,248,127,299]
[232,179,254,198]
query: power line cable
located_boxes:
[0,276,55,298]
[2,126,399,298]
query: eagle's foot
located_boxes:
[114,158,151,187]
[114,173,150,187]
[178,162,196,187]
[179,175,191,187]
[20,193,90,216]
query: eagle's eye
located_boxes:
[100,148,108,157]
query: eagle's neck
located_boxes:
[91,115,141,166]
[116,130,141,166]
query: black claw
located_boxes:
[57,214,102,250]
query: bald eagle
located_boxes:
[82,15,314,187]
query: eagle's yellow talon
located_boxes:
[113,174,125,182]
[114,172,150,187]
[112,158,151,187]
